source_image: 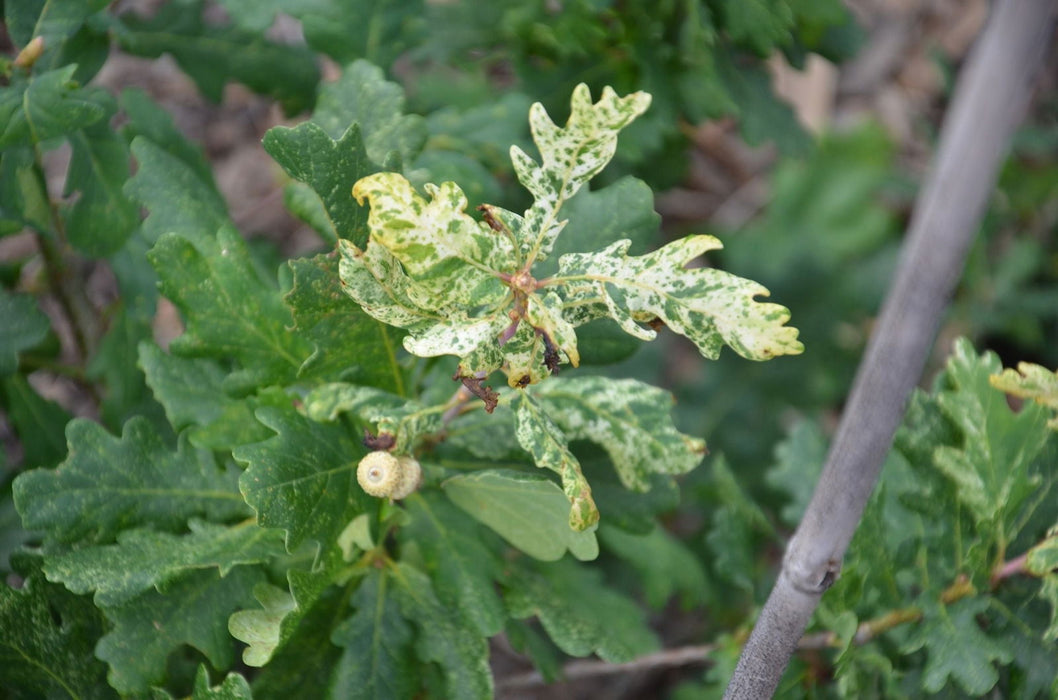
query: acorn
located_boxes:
[357,451,422,500]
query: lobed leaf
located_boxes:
[443,470,598,561]
[64,122,138,256]
[234,403,372,554]
[511,84,651,264]
[932,339,1051,533]
[402,493,506,636]
[900,597,1013,695]
[150,227,312,394]
[514,392,599,530]
[42,521,282,608]
[95,566,263,693]
[0,555,114,699]
[503,557,658,663]
[14,417,247,546]
[555,235,803,361]
[229,549,343,667]
[286,254,407,392]
[392,563,493,700]
[532,376,706,491]
[330,569,416,699]
[600,524,709,608]
[0,66,111,150]
[302,382,441,454]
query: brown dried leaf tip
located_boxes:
[363,430,396,451]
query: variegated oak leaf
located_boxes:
[339,83,801,396]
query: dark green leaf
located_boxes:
[0,554,115,699]
[233,403,371,553]
[299,0,426,67]
[403,493,505,635]
[63,121,138,256]
[0,66,111,150]
[503,557,658,663]
[125,136,228,247]
[95,566,264,694]
[264,122,378,245]
[87,309,158,430]
[1,374,71,469]
[189,665,254,700]
[765,419,827,527]
[149,227,312,393]
[0,290,49,376]
[14,417,247,546]
[4,0,108,47]
[0,146,51,232]
[115,0,319,114]
[138,343,274,449]
[443,470,598,562]
[330,569,416,700]
[43,521,283,607]
[312,60,427,164]
[718,0,794,55]
[286,253,407,391]
[601,524,709,608]
[392,562,493,700]
[900,597,1013,695]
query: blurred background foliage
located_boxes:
[2,0,1057,697]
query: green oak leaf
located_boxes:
[514,392,598,531]
[442,470,598,562]
[120,88,213,183]
[286,254,407,392]
[933,339,1051,533]
[991,360,1058,430]
[600,524,709,608]
[402,493,506,636]
[764,419,828,527]
[229,548,343,667]
[42,521,282,608]
[0,66,110,150]
[0,146,51,232]
[532,376,706,491]
[149,227,312,394]
[503,557,658,663]
[0,554,114,699]
[900,597,1013,695]
[0,290,49,377]
[330,568,416,699]
[312,60,427,165]
[95,566,263,694]
[391,562,493,700]
[14,417,247,546]
[556,234,803,361]
[125,136,228,247]
[137,343,275,449]
[719,0,794,55]
[64,121,138,256]
[233,404,372,554]
[299,0,425,68]
[1,374,71,470]
[189,665,253,700]
[115,0,319,114]
[263,122,378,246]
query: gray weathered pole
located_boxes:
[723,2,1056,697]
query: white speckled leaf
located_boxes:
[556,235,803,361]
[352,173,511,308]
[533,377,707,491]
[302,382,443,453]
[512,84,651,264]
[514,392,598,530]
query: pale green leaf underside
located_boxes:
[443,470,598,561]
